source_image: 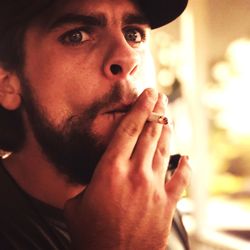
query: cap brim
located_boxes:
[136,0,188,29]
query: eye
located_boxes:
[58,28,91,45]
[124,28,145,44]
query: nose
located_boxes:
[103,35,140,79]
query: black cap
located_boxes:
[136,0,188,29]
[0,0,188,33]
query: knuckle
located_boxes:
[109,158,125,177]
[144,88,158,100]
[120,121,139,137]
[145,125,159,138]
[153,190,165,204]
[112,165,125,180]
[139,89,158,111]
[137,101,152,114]
[130,169,152,188]
[100,156,125,179]
[157,146,168,157]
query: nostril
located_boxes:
[110,64,122,75]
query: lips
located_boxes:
[105,105,132,114]
[103,103,133,115]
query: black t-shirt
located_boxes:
[0,162,70,250]
[0,161,189,250]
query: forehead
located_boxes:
[32,0,147,28]
[58,0,139,12]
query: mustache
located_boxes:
[64,83,139,129]
[85,84,139,120]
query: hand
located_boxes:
[64,88,191,250]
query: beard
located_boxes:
[19,74,138,185]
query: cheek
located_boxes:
[24,48,97,117]
[23,63,108,129]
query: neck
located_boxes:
[2,143,86,209]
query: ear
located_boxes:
[0,67,21,110]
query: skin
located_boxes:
[0,0,191,249]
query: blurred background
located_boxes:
[151,0,250,249]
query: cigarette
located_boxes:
[147,112,168,125]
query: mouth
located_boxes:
[103,104,133,118]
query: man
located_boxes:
[0,0,191,249]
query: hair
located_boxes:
[0,1,56,152]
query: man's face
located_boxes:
[20,0,156,184]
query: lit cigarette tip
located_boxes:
[147,112,168,125]
[159,116,168,125]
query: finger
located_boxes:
[165,156,191,203]
[103,88,158,161]
[130,93,167,167]
[152,124,172,174]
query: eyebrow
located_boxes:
[123,13,149,26]
[48,13,106,30]
[47,12,149,31]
